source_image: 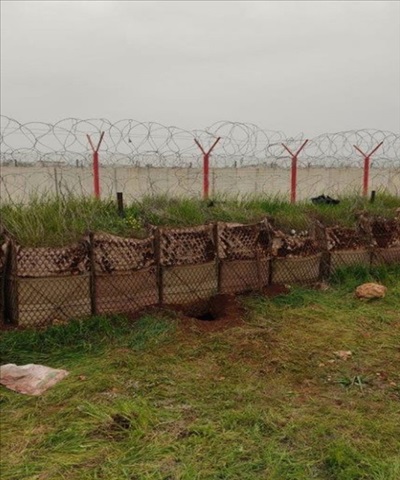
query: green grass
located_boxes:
[1,266,399,479]
[1,193,399,246]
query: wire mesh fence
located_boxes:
[1,214,399,329]
[159,225,217,308]
[218,222,271,294]
[370,214,400,266]
[1,117,400,203]
[92,233,158,315]
[6,241,91,327]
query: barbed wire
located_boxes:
[1,116,399,167]
[1,116,399,203]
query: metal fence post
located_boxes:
[254,224,264,292]
[195,137,221,200]
[360,214,375,270]
[1,239,11,324]
[154,227,163,305]
[213,222,221,294]
[314,221,331,281]
[281,140,308,204]
[87,132,105,199]
[4,239,18,324]
[117,192,124,217]
[353,142,383,197]
[88,232,97,316]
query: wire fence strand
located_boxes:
[1,116,399,202]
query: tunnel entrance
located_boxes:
[193,311,217,321]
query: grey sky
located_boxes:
[1,0,399,136]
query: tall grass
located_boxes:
[1,192,399,246]
[0,195,134,246]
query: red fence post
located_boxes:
[195,137,221,200]
[87,131,105,199]
[204,153,210,199]
[281,140,308,204]
[92,151,100,198]
[353,142,383,197]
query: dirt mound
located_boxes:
[175,286,290,332]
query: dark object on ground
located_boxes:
[311,195,340,205]
[206,199,227,207]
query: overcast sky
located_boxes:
[1,1,399,136]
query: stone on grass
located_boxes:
[355,283,387,299]
[0,364,69,396]
[334,350,352,360]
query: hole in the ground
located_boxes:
[194,311,217,321]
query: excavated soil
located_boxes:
[160,294,246,332]
[168,287,290,332]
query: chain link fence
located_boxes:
[1,213,399,329]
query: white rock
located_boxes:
[355,283,387,299]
